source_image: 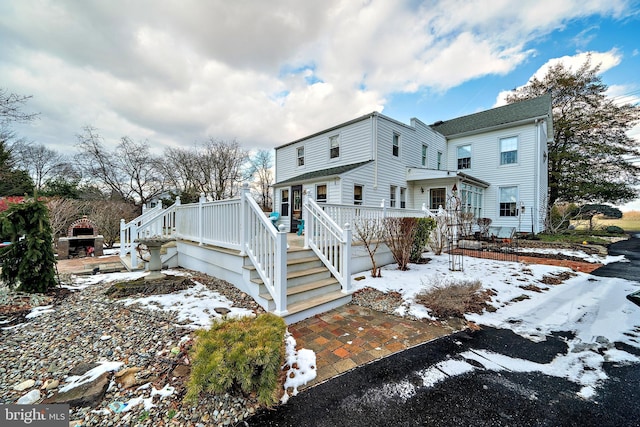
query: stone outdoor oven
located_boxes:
[57,216,104,259]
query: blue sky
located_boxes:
[1,1,639,207]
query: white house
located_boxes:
[274,94,552,234]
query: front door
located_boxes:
[290,185,303,233]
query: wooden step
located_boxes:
[282,291,353,325]
[259,277,340,301]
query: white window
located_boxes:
[457,145,471,169]
[329,135,340,159]
[430,188,446,210]
[390,185,397,207]
[421,144,428,166]
[354,184,363,205]
[500,137,518,165]
[392,133,400,157]
[461,183,483,218]
[499,186,518,217]
[400,187,406,208]
[297,146,304,166]
[316,184,327,203]
[280,189,289,216]
[437,151,443,170]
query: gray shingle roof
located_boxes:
[430,93,551,137]
[275,160,372,185]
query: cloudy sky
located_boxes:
[1,1,639,159]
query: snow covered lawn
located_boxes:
[351,250,640,398]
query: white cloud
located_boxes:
[0,0,634,153]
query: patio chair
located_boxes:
[268,212,280,229]
[296,219,305,236]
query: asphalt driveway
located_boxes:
[248,235,640,427]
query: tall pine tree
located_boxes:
[506,56,640,207]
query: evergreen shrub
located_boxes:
[0,199,57,293]
[410,217,436,263]
[185,313,287,406]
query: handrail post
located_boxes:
[119,219,126,258]
[131,222,138,269]
[274,224,288,315]
[198,192,205,246]
[239,183,249,256]
[342,223,352,293]
[303,189,310,249]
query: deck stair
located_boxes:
[244,245,351,324]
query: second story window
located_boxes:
[316,184,327,203]
[500,136,518,165]
[392,133,400,157]
[457,144,471,169]
[421,144,428,166]
[297,146,305,166]
[437,151,443,170]
[329,135,339,159]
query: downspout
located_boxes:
[372,113,378,189]
[533,118,540,233]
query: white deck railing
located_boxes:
[119,185,288,314]
[303,194,353,294]
[175,197,242,250]
[120,203,171,269]
[241,186,288,315]
[320,201,434,242]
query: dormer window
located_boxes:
[297,146,305,166]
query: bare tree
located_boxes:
[158,146,201,203]
[429,208,449,255]
[75,126,164,206]
[247,149,274,211]
[194,138,248,200]
[46,197,85,240]
[86,200,139,247]
[384,217,418,271]
[353,217,387,277]
[12,141,68,191]
[0,89,38,126]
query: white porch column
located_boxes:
[198,192,205,246]
[303,189,310,249]
[130,222,138,269]
[342,222,352,293]
[239,183,249,256]
[119,219,126,258]
[273,224,288,315]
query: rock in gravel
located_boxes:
[16,389,40,404]
[13,379,35,391]
[43,372,110,408]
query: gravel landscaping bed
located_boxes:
[0,271,265,427]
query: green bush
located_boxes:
[410,217,436,263]
[185,313,287,406]
[605,225,624,234]
[0,199,57,293]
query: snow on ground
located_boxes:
[121,280,255,329]
[517,247,626,264]
[351,247,640,399]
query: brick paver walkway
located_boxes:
[288,305,463,388]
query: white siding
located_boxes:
[446,124,540,232]
[275,117,373,183]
